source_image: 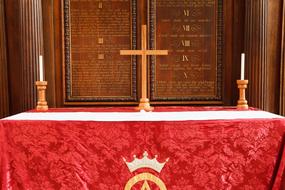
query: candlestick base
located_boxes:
[135,98,154,112]
[237,80,249,110]
[35,81,48,111]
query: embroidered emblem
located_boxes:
[123,151,169,190]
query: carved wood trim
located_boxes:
[245,0,268,110]
[0,0,9,118]
[63,0,138,102]
[19,0,44,111]
[148,0,224,102]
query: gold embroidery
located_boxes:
[124,173,167,190]
[141,181,151,190]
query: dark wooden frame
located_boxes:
[62,0,138,104]
[148,0,224,103]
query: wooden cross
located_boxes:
[120,25,168,111]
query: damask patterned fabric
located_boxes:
[0,107,285,189]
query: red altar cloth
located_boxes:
[0,107,285,189]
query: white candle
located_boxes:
[39,55,43,81]
[241,53,245,80]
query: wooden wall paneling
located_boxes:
[53,0,64,107]
[245,0,282,113]
[5,0,21,114]
[267,0,282,113]
[50,0,280,108]
[42,0,57,107]
[19,0,44,111]
[245,0,268,110]
[220,0,245,106]
[0,0,9,118]
[280,0,285,115]
[5,0,44,114]
[231,0,245,106]
[62,0,138,104]
[149,0,224,104]
[223,0,233,105]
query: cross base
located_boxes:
[36,105,49,111]
[135,98,154,112]
[237,104,249,109]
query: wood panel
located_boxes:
[42,0,57,108]
[5,0,44,114]
[149,0,239,105]
[63,0,138,104]
[42,0,285,109]
[54,1,235,105]
[0,0,9,118]
[149,0,223,103]
[245,0,283,113]
[230,0,245,106]
[267,0,282,113]
[54,0,65,107]
[19,0,44,110]
[5,0,21,114]
[245,0,268,110]
[51,0,241,106]
[280,0,285,115]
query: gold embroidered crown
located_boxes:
[123,151,169,173]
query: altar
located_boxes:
[1,107,285,189]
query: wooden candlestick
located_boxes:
[35,81,48,111]
[237,80,248,109]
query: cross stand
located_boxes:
[120,25,168,111]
